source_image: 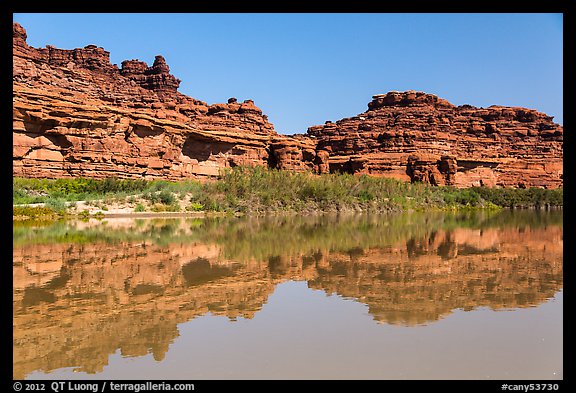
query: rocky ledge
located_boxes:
[13,23,562,188]
[309,91,563,188]
[12,23,326,180]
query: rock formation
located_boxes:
[308,91,563,188]
[120,56,181,94]
[13,23,326,180]
[13,23,562,188]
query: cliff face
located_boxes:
[308,91,563,188]
[13,23,563,188]
[13,23,326,180]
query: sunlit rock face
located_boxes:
[13,212,563,378]
[307,91,563,188]
[13,23,562,187]
[12,23,326,181]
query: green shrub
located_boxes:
[357,189,374,203]
[151,203,180,212]
[135,204,145,212]
[13,206,59,219]
[187,202,204,212]
[158,190,176,205]
[13,169,563,215]
[144,189,176,205]
[13,177,149,203]
[45,198,68,213]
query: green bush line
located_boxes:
[13,167,563,218]
[13,206,61,221]
[13,210,562,260]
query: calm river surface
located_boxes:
[13,210,563,380]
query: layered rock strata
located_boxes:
[13,23,325,180]
[308,91,563,188]
[13,23,562,188]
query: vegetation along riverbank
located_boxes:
[13,166,563,221]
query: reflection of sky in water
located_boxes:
[13,211,563,380]
[27,284,562,380]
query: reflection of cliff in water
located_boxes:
[13,211,563,379]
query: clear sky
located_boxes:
[13,13,563,134]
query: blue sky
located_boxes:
[13,13,563,134]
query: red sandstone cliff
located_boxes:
[308,91,563,188]
[13,23,325,180]
[13,23,562,188]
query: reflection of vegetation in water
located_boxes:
[475,209,563,229]
[13,218,202,247]
[210,210,563,262]
[13,210,563,379]
[14,210,563,262]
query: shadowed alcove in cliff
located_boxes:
[19,124,74,150]
[329,162,353,175]
[132,124,164,138]
[181,135,236,162]
[46,134,73,150]
[266,146,279,169]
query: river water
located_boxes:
[13,210,563,379]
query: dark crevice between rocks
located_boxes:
[181,136,234,162]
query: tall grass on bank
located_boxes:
[13,177,147,204]
[194,166,563,213]
[13,167,563,216]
